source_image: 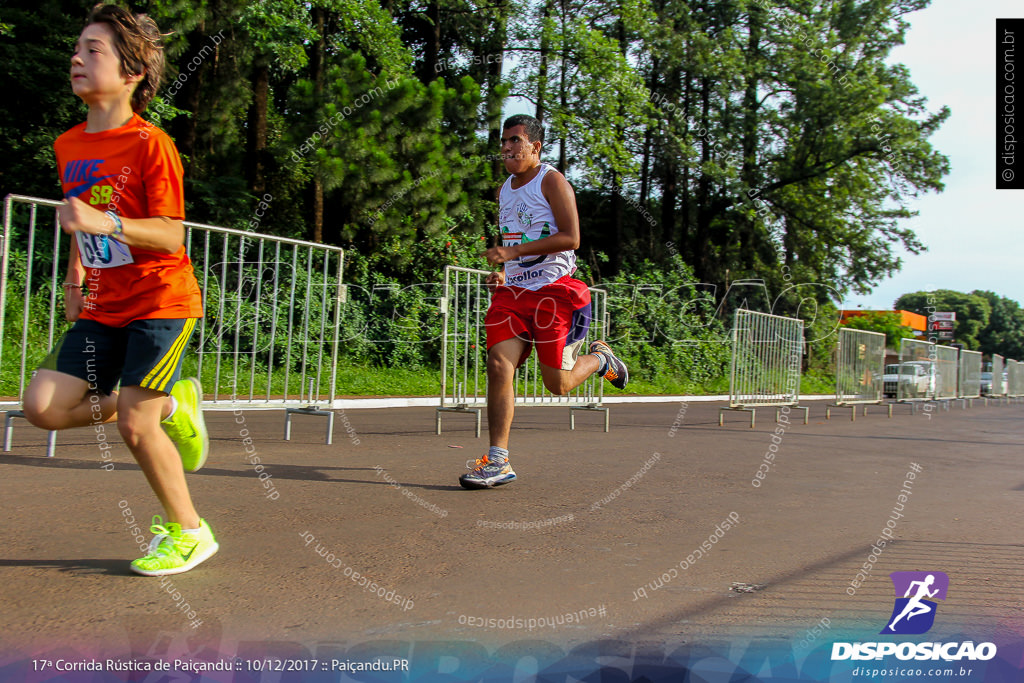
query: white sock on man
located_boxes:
[488,446,509,464]
[164,396,178,421]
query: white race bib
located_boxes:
[76,232,134,269]
[501,231,523,248]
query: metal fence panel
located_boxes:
[990,354,1005,397]
[2,194,344,428]
[933,345,959,400]
[895,338,935,401]
[958,349,982,399]
[1009,359,1024,397]
[835,328,885,404]
[436,265,608,435]
[184,221,344,407]
[438,266,489,412]
[728,309,804,408]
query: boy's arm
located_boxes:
[57,196,184,253]
[63,239,87,321]
[65,238,86,285]
[482,170,580,265]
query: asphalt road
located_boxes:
[2,397,1022,678]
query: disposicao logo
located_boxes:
[831,571,997,663]
[882,571,948,635]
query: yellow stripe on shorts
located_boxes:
[142,318,198,393]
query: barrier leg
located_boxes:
[436,406,482,438]
[569,405,609,433]
[719,407,757,428]
[284,406,335,445]
[3,412,14,452]
[3,410,57,456]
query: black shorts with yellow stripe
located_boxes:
[40,318,199,395]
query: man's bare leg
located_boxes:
[486,337,530,449]
[539,353,601,395]
[459,337,529,489]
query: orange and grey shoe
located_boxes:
[589,340,629,390]
[459,455,517,489]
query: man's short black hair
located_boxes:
[503,115,544,146]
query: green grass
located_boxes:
[334,363,441,396]
[178,357,442,398]
[799,372,837,395]
[322,365,829,398]
[3,352,834,399]
[604,371,730,396]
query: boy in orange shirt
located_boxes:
[23,4,217,575]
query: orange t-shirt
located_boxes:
[54,114,203,326]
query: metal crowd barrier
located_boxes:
[2,194,345,456]
[436,265,608,437]
[934,345,959,402]
[893,338,935,405]
[826,328,890,420]
[957,349,982,405]
[718,309,808,428]
[1008,359,1024,399]
[990,354,1005,400]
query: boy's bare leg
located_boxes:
[22,369,117,429]
[117,385,199,529]
[486,337,530,449]
[539,353,601,396]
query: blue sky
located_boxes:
[502,2,1020,309]
[843,0,1023,310]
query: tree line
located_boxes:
[2,0,951,300]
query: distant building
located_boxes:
[840,310,927,337]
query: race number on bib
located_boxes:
[76,232,134,269]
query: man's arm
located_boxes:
[482,170,580,265]
[57,196,184,253]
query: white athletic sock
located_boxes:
[164,396,178,421]
[594,352,609,375]
[488,446,509,464]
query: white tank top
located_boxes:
[498,163,577,290]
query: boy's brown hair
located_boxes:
[86,4,165,113]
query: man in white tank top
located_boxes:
[459,115,629,489]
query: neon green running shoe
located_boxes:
[130,516,219,576]
[162,377,209,472]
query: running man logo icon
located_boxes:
[881,571,949,635]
